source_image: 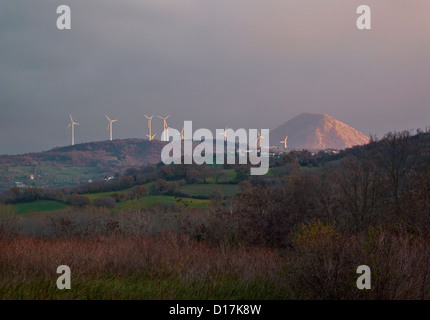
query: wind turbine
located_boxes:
[66,114,79,146]
[157,114,171,141]
[169,126,184,141]
[105,114,118,141]
[218,125,228,142]
[145,115,155,140]
[256,130,265,150]
[280,135,288,149]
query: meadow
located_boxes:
[178,184,240,198]
[12,200,69,215]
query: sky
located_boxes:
[1,0,429,155]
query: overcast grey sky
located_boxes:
[1,0,429,155]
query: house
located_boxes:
[324,148,340,155]
[15,182,26,188]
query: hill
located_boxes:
[0,139,167,191]
[271,112,370,151]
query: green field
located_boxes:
[118,195,210,210]
[82,186,211,210]
[179,184,240,198]
[9,178,241,215]
[12,200,69,215]
[84,188,132,201]
[205,169,236,183]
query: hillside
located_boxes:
[0,139,167,191]
[271,112,370,151]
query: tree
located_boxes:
[238,180,252,192]
[150,179,169,195]
[235,166,249,182]
[208,188,224,207]
[374,131,416,215]
[128,185,148,200]
[338,157,380,230]
[185,170,201,184]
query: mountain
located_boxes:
[271,112,370,151]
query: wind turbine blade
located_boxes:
[144,114,149,119]
[166,114,171,119]
[66,124,71,129]
[105,114,111,121]
[157,115,163,119]
[112,119,118,123]
[75,123,80,126]
[70,114,73,122]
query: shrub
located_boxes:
[66,194,91,208]
[110,193,127,202]
[94,197,116,209]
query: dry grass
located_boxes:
[0,233,287,299]
[0,233,281,279]
[1,207,430,299]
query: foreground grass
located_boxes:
[0,274,288,300]
[0,235,286,300]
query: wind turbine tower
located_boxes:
[66,114,80,146]
[157,115,171,141]
[256,130,265,150]
[105,114,118,141]
[145,115,155,141]
[218,125,228,142]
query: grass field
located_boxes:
[205,169,236,183]
[12,200,69,215]
[118,196,210,210]
[179,184,240,198]
[84,188,132,201]
[10,192,211,216]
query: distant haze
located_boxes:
[1,0,429,155]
